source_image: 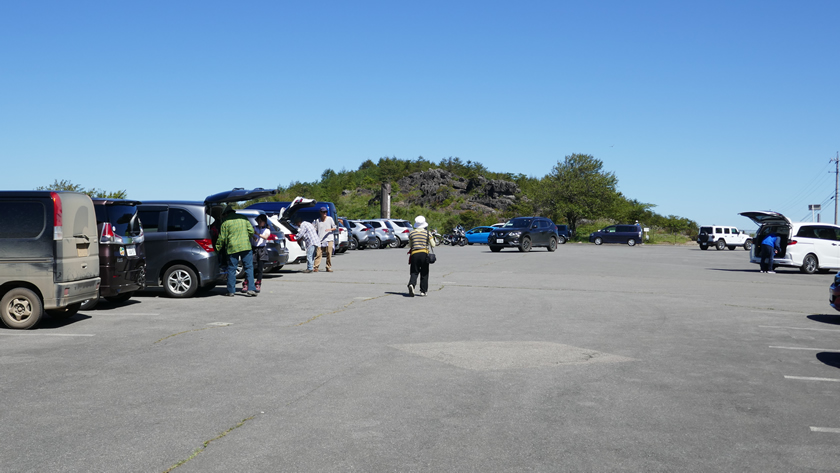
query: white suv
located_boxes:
[697,225,752,251]
[740,211,840,274]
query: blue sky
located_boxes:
[2,1,838,230]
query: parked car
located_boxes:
[829,273,840,311]
[336,217,355,251]
[348,220,377,250]
[82,198,147,310]
[488,217,560,252]
[0,191,101,329]
[336,219,349,253]
[589,224,643,246]
[137,188,277,298]
[262,197,319,266]
[697,225,752,251]
[363,220,398,249]
[556,224,571,244]
[739,211,840,274]
[465,226,494,245]
[372,218,410,248]
[235,209,289,276]
[248,199,340,251]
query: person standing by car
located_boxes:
[294,216,318,273]
[759,232,781,273]
[248,214,270,293]
[407,215,435,297]
[216,205,256,297]
[313,206,336,272]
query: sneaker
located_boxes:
[223,292,234,297]
[255,280,261,293]
[420,292,427,297]
[242,280,248,292]
[408,285,415,297]
[303,269,313,273]
[767,271,776,274]
[246,290,257,297]
[759,270,766,273]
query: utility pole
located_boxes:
[834,152,839,225]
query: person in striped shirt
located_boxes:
[294,217,318,273]
[407,215,435,297]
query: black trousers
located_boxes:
[253,246,267,281]
[409,252,430,293]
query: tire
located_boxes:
[727,246,736,251]
[0,288,43,329]
[715,239,725,250]
[46,302,81,320]
[744,240,752,251]
[458,238,466,247]
[594,237,603,245]
[547,236,557,251]
[349,237,358,251]
[558,236,567,244]
[374,237,382,249]
[699,244,708,250]
[163,265,199,298]
[104,293,132,304]
[236,260,245,279]
[433,235,442,246]
[490,246,502,252]
[518,237,532,252]
[468,241,474,245]
[628,238,636,247]
[389,238,400,249]
[80,297,99,311]
[800,254,818,274]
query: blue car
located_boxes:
[465,226,495,245]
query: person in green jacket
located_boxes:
[216,205,256,297]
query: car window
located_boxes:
[605,226,616,233]
[816,226,839,241]
[715,228,722,234]
[167,208,198,232]
[137,209,164,233]
[505,218,532,228]
[95,204,142,237]
[0,201,45,238]
[797,226,818,238]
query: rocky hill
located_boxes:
[386,169,521,215]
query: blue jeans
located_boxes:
[227,250,254,294]
[306,245,316,270]
[759,244,775,272]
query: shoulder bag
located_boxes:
[427,231,436,264]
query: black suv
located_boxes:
[488,217,560,252]
[137,188,277,298]
[556,224,571,244]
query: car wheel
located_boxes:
[433,235,442,246]
[235,260,246,279]
[594,237,603,245]
[518,237,532,252]
[163,265,199,298]
[558,236,567,244]
[627,238,636,247]
[389,238,400,248]
[46,302,81,320]
[744,240,752,251]
[80,297,99,311]
[715,239,725,250]
[699,244,708,250]
[458,238,466,246]
[547,236,557,252]
[374,237,382,249]
[490,246,502,252]
[468,241,474,245]
[104,293,132,304]
[349,237,358,251]
[800,254,818,274]
[0,288,43,329]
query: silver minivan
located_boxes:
[0,191,101,329]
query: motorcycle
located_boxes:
[444,225,467,246]
[430,229,443,246]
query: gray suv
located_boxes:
[137,188,277,298]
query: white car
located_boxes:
[740,211,840,274]
[696,225,752,251]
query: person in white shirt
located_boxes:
[247,214,271,293]
[313,206,336,272]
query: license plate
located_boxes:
[496,239,505,244]
[126,245,136,257]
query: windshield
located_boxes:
[503,218,532,229]
[95,204,142,237]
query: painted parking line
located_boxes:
[760,325,840,333]
[811,427,840,433]
[784,376,840,382]
[770,346,839,351]
[0,333,95,337]
[105,313,160,316]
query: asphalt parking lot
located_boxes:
[2,243,839,472]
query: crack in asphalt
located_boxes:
[162,415,256,472]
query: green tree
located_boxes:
[538,154,618,236]
[36,179,127,199]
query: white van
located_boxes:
[0,191,101,329]
[740,211,840,273]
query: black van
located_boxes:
[0,191,100,329]
[83,198,146,309]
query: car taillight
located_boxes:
[287,234,298,242]
[788,240,797,246]
[51,192,63,240]
[383,229,390,233]
[194,239,215,252]
[267,234,278,241]
[402,229,410,234]
[100,223,118,243]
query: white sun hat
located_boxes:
[414,216,428,229]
